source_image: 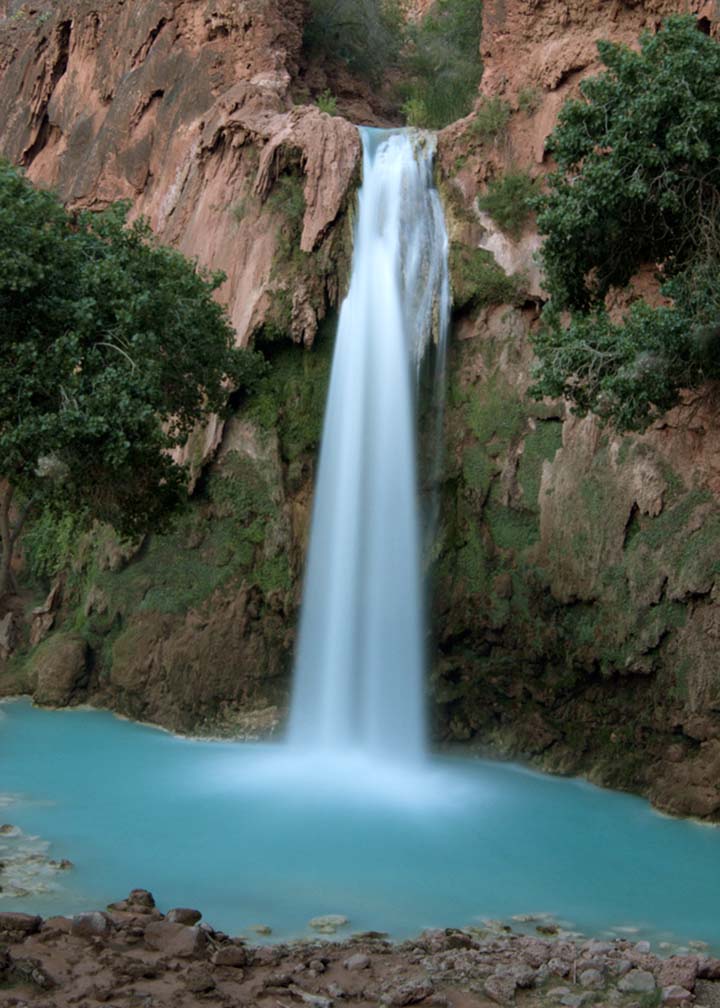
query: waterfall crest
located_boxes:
[288,127,450,763]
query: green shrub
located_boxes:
[303,0,404,84]
[477,170,539,239]
[531,15,720,430]
[230,199,247,224]
[267,173,306,261]
[316,90,338,115]
[401,0,484,129]
[401,97,430,128]
[517,86,541,114]
[469,96,511,140]
[450,244,526,311]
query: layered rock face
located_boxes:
[0,0,358,733]
[432,0,720,819]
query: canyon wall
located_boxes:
[432,0,720,819]
[1,0,720,818]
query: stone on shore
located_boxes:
[144,920,209,958]
[71,911,115,940]
[167,907,203,925]
[618,968,657,993]
[662,985,694,1005]
[0,912,42,935]
[212,945,248,967]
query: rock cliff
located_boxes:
[432,0,720,819]
[1,0,720,820]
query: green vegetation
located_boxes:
[477,170,539,239]
[401,0,484,129]
[517,85,541,114]
[532,16,720,430]
[304,0,483,130]
[0,161,263,595]
[469,96,511,140]
[316,89,338,115]
[449,244,526,311]
[267,172,306,263]
[303,0,404,85]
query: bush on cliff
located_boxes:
[0,162,263,594]
[531,16,720,430]
[303,0,404,84]
[401,0,483,129]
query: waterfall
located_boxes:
[288,127,450,763]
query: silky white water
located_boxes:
[288,127,450,760]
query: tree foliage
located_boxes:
[532,16,720,430]
[303,0,404,85]
[0,162,263,591]
[303,0,483,130]
[401,0,483,129]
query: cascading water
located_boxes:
[288,127,450,762]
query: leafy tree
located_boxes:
[303,0,404,85]
[402,0,483,129]
[532,16,720,430]
[0,162,263,594]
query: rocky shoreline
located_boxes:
[1,891,718,1008]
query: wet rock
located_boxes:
[167,907,202,926]
[658,958,698,992]
[0,912,42,934]
[310,915,349,931]
[250,923,273,935]
[662,986,694,1005]
[144,921,209,958]
[618,969,657,994]
[71,912,115,940]
[344,953,371,971]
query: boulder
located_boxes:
[211,945,248,967]
[618,969,657,994]
[31,633,88,706]
[485,973,517,1005]
[70,912,114,940]
[579,969,605,989]
[144,921,208,958]
[380,978,434,1006]
[658,958,698,992]
[662,986,694,1005]
[0,912,42,935]
[167,907,202,926]
[344,953,371,971]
